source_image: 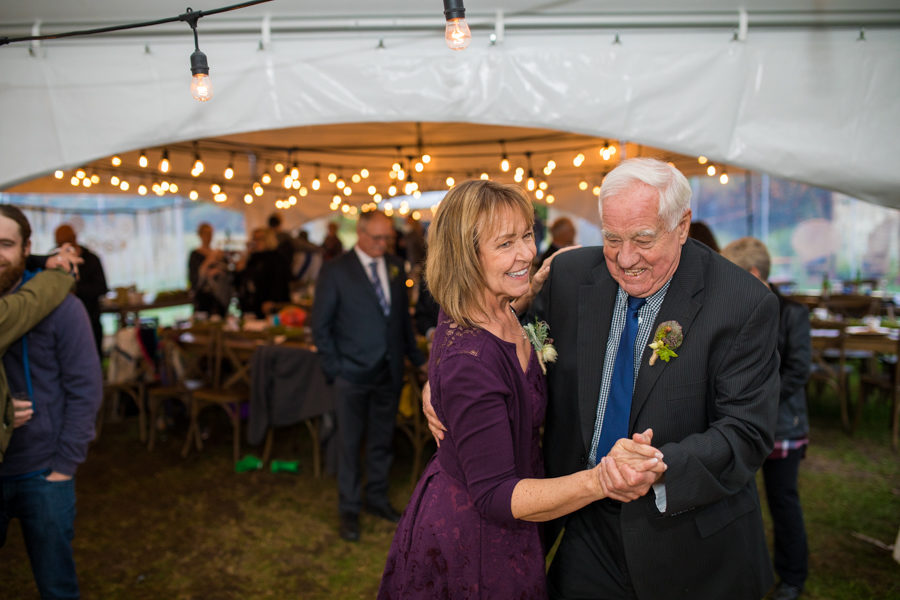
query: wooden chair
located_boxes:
[182,328,269,465]
[809,320,853,432]
[97,326,154,443]
[145,327,211,451]
[825,294,878,320]
[856,335,900,450]
[395,364,431,485]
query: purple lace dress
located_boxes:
[379,311,548,599]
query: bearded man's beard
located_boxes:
[0,254,26,295]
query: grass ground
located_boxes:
[0,387,898,599]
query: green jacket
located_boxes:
[0,269,74,461]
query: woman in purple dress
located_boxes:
[378,180,664,599]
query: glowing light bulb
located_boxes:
[312,178,321,190]
[159,151,170,173]
[244,193,253,204]
[189,190,199,200]
[191,72,212,102]
[76,169,86,179]
[578,180,588,191]
[119,181,130,191]
[573,153,585,167]
[360,168,370,178]
[527,178,536,191]
[261,171,272,185]
[111,175,120,186]
[388,185,398,196]
[415,162,424,173]
[138,184,148,195]
[707,165,717,176]
[290,165,300,180]
[254,183,264,196]
[327,173,337,183]
[480,173,490,180]
[192,157,205,176]
[698,156,708,165]
[224,165,234,180]
[445,18,471,51]
[719,172,729,184]
[274,162,285,173]
[501,157,510,172]
[138,152,148,168]
[54,170,64,179]
[211,183,221,194]
[368,185,377,195]
[546,194,555,204]
[352,173,362,183]
[336,179,345,190]
[70,176,79,186]
[111,156,122,167]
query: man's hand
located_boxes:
[422,381,446,447]
[601,428,667,502]
[12,398,33,428]
[45,471,72,482]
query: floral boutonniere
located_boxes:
[388,264,400,281]
[648,320,683,366]
[523,318,557,374]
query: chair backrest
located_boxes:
[217,329,274,390]
[825,294,878,319]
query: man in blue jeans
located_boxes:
[0,205,102,599]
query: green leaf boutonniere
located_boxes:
[648,320,683,366]
[388,264,400,280]
[523,318,557,374]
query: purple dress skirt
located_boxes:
[379,313,548,599]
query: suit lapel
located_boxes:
[577,262,619,453]
[630,244,705,428]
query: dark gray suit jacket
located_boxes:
[311,249,425,391]
[537,239,779,600]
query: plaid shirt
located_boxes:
[588,281,671,466]
[768,437,809,460]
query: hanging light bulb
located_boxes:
[224,154,235,180]
[446,176,455,187]
[159,149,170,173]
[75,168,86,180]
[501,156,510,172]
[119,181,130,191]
[192,154,204,176]
[698,155,708,165]
[312,176,321,191]
[719,171,729,184]
[290,163,300,180]
[111,155,122,167]
[443,0,471,51]
[189,189,199,200]
[422,154,432,164]
[573,153,585,167]
[707,165,717,176]
[185,9,213,102]
[54,170,64,179]
[261,169,272,185]
[138,151,148,168]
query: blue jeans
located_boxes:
[0,473,79,599]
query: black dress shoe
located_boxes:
[339,512,359,542]
[772,582,803,600]
[365,503,402,523]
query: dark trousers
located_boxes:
[762,448,808,588]
[547,500,637,600]
[0,474,79,599]
[334,374,399,515]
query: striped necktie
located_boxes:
[369,260,390,316]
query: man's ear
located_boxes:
[24,239,31,258]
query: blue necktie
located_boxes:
[368,260,390,316]
[596,295,645,462]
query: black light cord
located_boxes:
[0,0,273,48]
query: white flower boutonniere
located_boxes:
[648,320,684,366]
[523,318,557,374]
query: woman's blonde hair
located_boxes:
[425,179,534,327]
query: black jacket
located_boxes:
[773,285,812,440]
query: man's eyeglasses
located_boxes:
[362,231,395,243]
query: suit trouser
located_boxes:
[334,374,399,515]
[762,448,808,588]
[547,499,638,600]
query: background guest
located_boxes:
[688,220,720,253]
[311,210,426,542]
[723,236,811,600]
[537,216,577,266]
[235,228,291,319]
[54,223,108,356]
[187,222,230,318]
[1,206,102,599]
[321,221,344,261]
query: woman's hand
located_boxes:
[422,381,446,447]
[598,428,667,502]
[45,243,83,276]
[513,245,580,314]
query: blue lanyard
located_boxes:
[22,334,35,412]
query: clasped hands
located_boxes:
[45,242,83,277]
[422,382,666,504]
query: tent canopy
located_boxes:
[2,0,899,228]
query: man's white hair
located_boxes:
[598,158,692,231]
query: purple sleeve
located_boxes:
[439,352,521,524]
[52,297,103,475]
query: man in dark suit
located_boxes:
[534,158,780,599]
[311,210,426,542]
[54,224,108,357]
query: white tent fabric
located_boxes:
[1,3,899,222]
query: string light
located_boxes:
[224,154,235,179]
[111,156,122,167]
[159,149,170,173]
[138,150,149,168]
[707,165,717,176]
[443,0,472,51]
